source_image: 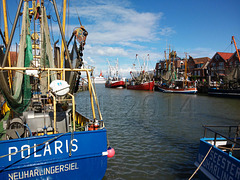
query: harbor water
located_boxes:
[75,85,240,180]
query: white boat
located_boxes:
[94,71,106,84]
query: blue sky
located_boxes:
[1,0,240,77]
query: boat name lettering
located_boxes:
[8,162,79,180]
[198,150,240,179]
[8,139,78,161]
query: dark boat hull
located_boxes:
[0,129,107,180]
[208,88,240,98]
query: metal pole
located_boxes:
[51,0,72,69]
[2,0,13,88]
[2,0,24,67]
[87,71,96,120]
[60,0,67,79]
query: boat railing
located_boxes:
[0,67,103,134]
[203,125,240,152]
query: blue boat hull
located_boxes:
[195,138,240,180]
[0,129,108,180]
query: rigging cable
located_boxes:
[222,43,233,53]
[6,0,13,26]
[49,0,63,44]
[235,37,240,45]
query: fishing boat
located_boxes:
[156,50,197,94]
[127,80,154,91]
[0,1,113,179]
[105,79,125,88]
[105,59,125,88]
[192,125,240,180]
[208,88,240,98]
[127,54,154,91]
[94,71,106,84]
[156,80,197,94]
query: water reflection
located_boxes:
[75,85,240,180]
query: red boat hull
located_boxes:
[105,80,125,88]
[127,81,154,91]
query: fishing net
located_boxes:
[0,2,32,114]
[40,6,56,94]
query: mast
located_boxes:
[184,52,188,86]
[232,36,240,63]
[52,0,72,70]
[143,55,145,71]
[2,0,23,68]
[136,54,141,71]
[173,51,175,69]
[173,51,176,80]
[116,58,118,79]
[147,54,149,71]
[2,0,12,88]
[164,51,167,69]
[168,45,171,71]
[107,58,111,77]
[60,0,67,79]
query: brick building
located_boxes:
[208,52,233,81]
[188,56,210,80]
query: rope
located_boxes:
[0,132,66,159]
[188,145,213,180]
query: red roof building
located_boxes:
[208,52,234,80]
[228,49,240,69]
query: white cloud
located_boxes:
[66,1,170,47]
[87,56,95,63]
[48,0,177,76]
[177,48,215,58]
[85,44,128,56]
